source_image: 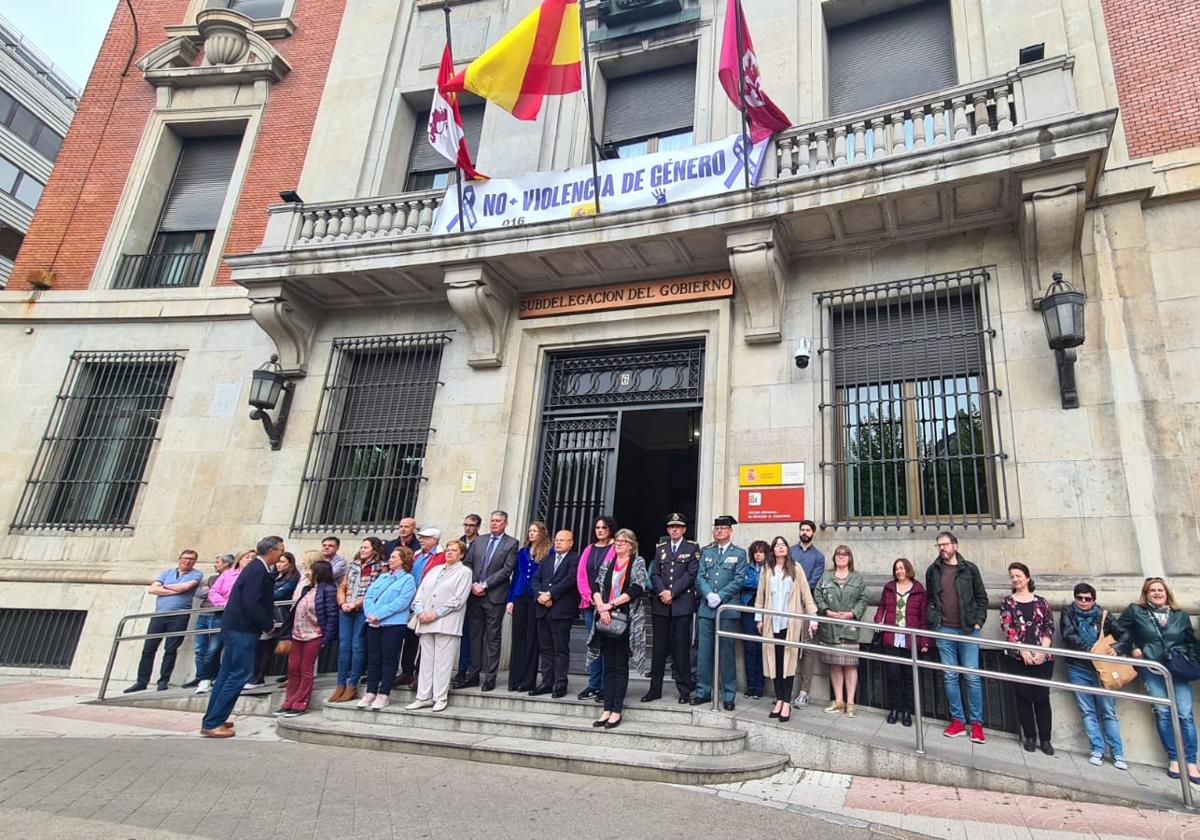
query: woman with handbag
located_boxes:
[330,537,388,703]
[873,558,929,727]
[358,547,417,710]
[1117,576,1200,782]
[1059,582,1129,769]
[407,539,474,712]
[754,536,818,723]
[999,563,1055,755]
[590,528,647,729]
[814,545,868,717]
[274,559,339,717]
[247,551,301,689]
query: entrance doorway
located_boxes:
[530,341,705,674]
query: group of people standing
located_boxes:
[128,517,1200,781]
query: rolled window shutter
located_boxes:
[158,136,241,233]
[602,64,695,145]
[409,105,485,174]
[828,0,956,116]
[832,287,983,386]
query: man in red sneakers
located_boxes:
[925,532,989,744]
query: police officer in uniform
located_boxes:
[693,515,749,710]
[641,513,700,704]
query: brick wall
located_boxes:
[10,0,345,291]
[1102,0,1200,160]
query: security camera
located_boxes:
[793,337,812,369]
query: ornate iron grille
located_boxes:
[544,343,704,409]
[11,351,180,532]
[817,267,1011,530]
[532,415,619,542]
[0,608,88,668]
[293,332,450,532]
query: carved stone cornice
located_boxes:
[1018,164,1088,305]
[726,223,787,344]
[139,10,291,91]
[248,285,322,377]
[444,263,515,368]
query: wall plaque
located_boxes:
[518,272,733,319]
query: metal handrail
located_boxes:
[715,604,1195,810]
[98,600,293,702]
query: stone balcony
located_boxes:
[228,56,1115,369]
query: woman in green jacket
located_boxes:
[1117,576,1199,782]
[814,545,868,716]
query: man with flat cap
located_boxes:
[642,513,700,704]
[693,515,749,710]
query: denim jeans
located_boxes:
[934,626,983,724]
[193,612,224,681]
[740,610,763,694]
[1141,668,1198,764]
[201,628,256,730]
[1065,660,1125,758]
[583,607,604,691]
[336,610,368,687]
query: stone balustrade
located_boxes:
[291,188,444,246]
[774,56,1076,179]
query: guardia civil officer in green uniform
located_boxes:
[642,513,700,704]
[693,515,749,710]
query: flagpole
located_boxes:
[578,0,602,214]
[732,0,752,190]
[443,0,466,233]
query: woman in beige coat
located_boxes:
[754,536,818,723]
[405,539,473,712]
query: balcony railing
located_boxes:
[113,251,207,289]
[292,188,444,247]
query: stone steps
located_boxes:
[320,701,746,756]
[276,713,788,784]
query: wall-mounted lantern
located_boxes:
[1037,271,1086,409]
[248,354,293,449]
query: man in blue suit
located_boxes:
[529,529,579,698]
[693,515,749,711]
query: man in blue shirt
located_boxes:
[124,549,204,693]
[788,519,825,706]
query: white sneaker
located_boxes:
[1115,756,1129,770]
[432,700,448,712]
[195,680,212,694]
[370,694,390,710]
[405,699,434,710]
[1089,753,1103,766]
[356,692,376,709]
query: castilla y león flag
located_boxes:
[718,0,791,143]
[444,0,582,121]
[429,45,485,180]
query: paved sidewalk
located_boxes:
[2,676,1199,838]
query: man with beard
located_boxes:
[788,519,824,706]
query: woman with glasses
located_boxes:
[590,528,647,729]
[999,563,1055,755]
[576,515,618,701]
[814,545,868,716]
[1059,582,1129,769]
[1118,577,1200,782]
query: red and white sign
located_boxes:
[738,486,806,523]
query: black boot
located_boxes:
[886,709,898,725]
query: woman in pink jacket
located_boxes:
[576,516,617,701]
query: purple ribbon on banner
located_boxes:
[444,185,478,232]
[723,135,764,190]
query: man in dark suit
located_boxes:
[642,513,700,704]
[529,529,579,698]
[200,535,281,738]
[455,509,519,691]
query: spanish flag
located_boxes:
[445,0,582,121]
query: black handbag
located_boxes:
[594,611,629,638]
[1167,649,1200,683]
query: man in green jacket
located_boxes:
[924,531,989,744]
[693,515,749,711]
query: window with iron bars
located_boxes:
[292,332,450,532]
[11,351,180,532]
[817,267,1011,529]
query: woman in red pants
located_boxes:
[275,559,339,717]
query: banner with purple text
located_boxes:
[433,133,769,235]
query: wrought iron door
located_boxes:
[532,414,619,542]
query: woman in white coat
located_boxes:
[406,539,473,712]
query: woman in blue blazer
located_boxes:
[359,547,417,710]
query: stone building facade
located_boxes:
[0,13,78,287]
[1,0,1198,761]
